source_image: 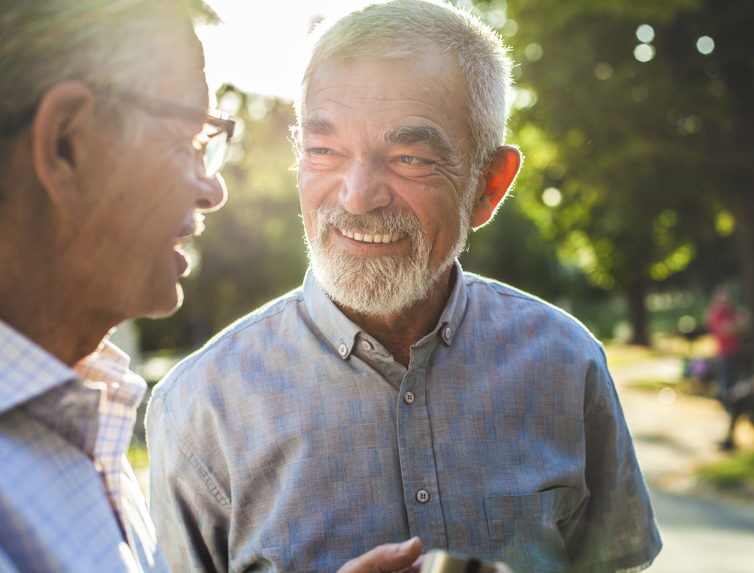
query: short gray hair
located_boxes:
[0,0,216,137]
[296,0,512,174]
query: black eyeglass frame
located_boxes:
[1,89,236,156]
[118,90,236,177]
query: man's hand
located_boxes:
[337,537,423,573]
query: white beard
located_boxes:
[305,201,471,317]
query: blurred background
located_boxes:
[123,0,754,570]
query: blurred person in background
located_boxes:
[147,1,662,572]
[705,284,750,407]
[0,1,422,572]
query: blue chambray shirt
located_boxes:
[147,264,661,573]
[0,320,170,573]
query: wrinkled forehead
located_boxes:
[301,56,471,156]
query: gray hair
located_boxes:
[0,0,216,137]
[295,0,512,175]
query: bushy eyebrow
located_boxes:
[300,117,458,162]
[382,125,457,162]
[300,116,336,136]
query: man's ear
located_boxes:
[31,81,97,211]
[470,145,521,229]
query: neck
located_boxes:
[0,238,121,368]
[0,276,119,367]
[2,310,111,367]
[338,264,456,367]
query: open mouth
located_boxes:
[338,228,407,244]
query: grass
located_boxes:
[696,451,754,491]
[626,379,674,392]
[127,444,150,469]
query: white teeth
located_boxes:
[339,228,406,243]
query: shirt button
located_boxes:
[338,344,348,357]
[361,340,372,351]
[443,327,452,341]
[416,490,430,503]
[404,391,415,405]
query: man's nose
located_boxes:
[339,160,391,215]
[196,172,228,212]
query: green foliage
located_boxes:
[126,444,150,469]
[462,0,753,341]
[696,451,754,490]
[499,0,723,289]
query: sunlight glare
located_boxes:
[199,0,380,100]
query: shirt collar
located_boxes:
[0,319,77,415]
[302,260,468,358]
[74,339,146,410]
[0,319,145,454]
[434,261,468,347]
[303,270,363,359]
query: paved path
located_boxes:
[608,351,754,572]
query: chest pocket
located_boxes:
[484,487,580,573]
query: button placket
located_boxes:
[396,345,447,549]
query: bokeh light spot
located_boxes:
[678,315,697,334]
[636,24,655,43]
[524,43,543,61]
[594,62,613,80]
[542,187,562,207]
[697,36,715,55]
[501,19,518,36]
[659,387,676,406]
[631,85,649,102]
[634,44,656,62]
[513,88,537,109]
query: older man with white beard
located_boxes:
[147,2,662,573]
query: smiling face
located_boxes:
[72,32,227,322]
[298,50,478,316]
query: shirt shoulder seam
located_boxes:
[154,288,305,397]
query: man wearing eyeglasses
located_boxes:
[0,1,423,571]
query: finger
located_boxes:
[397,553,425,573]
[337,537,423,573]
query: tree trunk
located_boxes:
[728,191,754,318]
[626,276,650,346]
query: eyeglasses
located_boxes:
[119,91,236,178]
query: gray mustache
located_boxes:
[316,204,424,237]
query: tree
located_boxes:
[461,0,750,344]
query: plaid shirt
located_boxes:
[0,319,170,572]
[148,264,661,573]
